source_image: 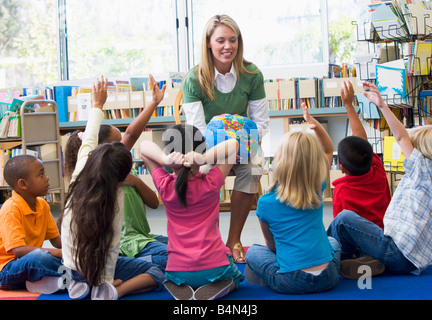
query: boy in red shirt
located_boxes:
[332,81,391,230]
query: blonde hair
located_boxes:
[197,14,257,101]
[270,131,328,210]
[409,125,432,160]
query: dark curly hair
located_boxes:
[64,125,114,181]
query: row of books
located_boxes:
[67,87,181,122]
[264,75,364,111]
[0,72,186,124]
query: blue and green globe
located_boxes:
[204,114,259,164]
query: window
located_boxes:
[0,0,58,87]
[188,0,326,68]
[1,0,370,86]
[64,0,178,80]
[327,0,370,65]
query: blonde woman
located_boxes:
[181,14,269,263]
[245,104,341,294]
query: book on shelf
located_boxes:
[357,93,381,120]
[0,112,15,138]
[130,77,150,91]
[0,112,21,139]
[420,90,432,124]
[169,72,185,89]
[383,135,405,172]
[115,80,131,92]
[397,0,432,36]
[54,86,73,122]
[376,59,409,106]
[0,89,21,117]
[369,2,408,40]
[361,1,432,39]
[9,95,44,113]
[411,40,432,76]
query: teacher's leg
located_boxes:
[227,190,255,263]
[227,163,262,263]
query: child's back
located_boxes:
[332,151,391,229]
[333,81,391,229]
[140,124,244,299]
[152,166,227,271]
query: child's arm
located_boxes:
[184,139,239,177]
[13,245,62,259]
[49,235,62,249]
[342,80,368,140]
[122,75,167,150]
[259,221,276,253]
[303,103,334,167]
[72,76,108,181]
[71,76,108,181]
[122,173,159,209]
[140,140,185,174]
[363,82,414,158]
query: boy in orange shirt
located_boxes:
[0,155,63,293]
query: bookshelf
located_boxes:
[353,1,432,119]
[352,1,432,188]
[0,100,65,206]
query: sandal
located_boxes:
[230,242,246,264]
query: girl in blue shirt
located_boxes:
[245,104,340,294]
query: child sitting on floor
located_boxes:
[0,155,63,294]
[327,82,432,279]
[332,80,391,230]
[60,76,164,300]
[245,104,341,294]
[63,74,168,272]
[140,124,244,300]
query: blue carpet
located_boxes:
[37,264,432,301]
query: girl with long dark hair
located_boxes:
[61,77,164,300]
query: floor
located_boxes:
[49,202,335,248]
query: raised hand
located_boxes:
[93,75,108,110]
[149,74,167,105]
[362,81,386,109]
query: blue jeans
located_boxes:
[327,210,416,274]
[0,249,63,290]
[71,256,165,289]
[245,238,340,294]
[165,255,244,290]
[134,236,168,272]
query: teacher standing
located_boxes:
[181,15,269,263]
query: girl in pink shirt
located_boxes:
[140,124,244,300]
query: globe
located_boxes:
[204,114,259,164]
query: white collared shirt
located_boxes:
[182,65,269,138]
[214,65,237,93]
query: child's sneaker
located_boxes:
[164,281,194,300]
[68,280,90,300]
[193,278,234,300]
[91,283,118,300]
[25,276,61,294]
[340,255,385,279]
